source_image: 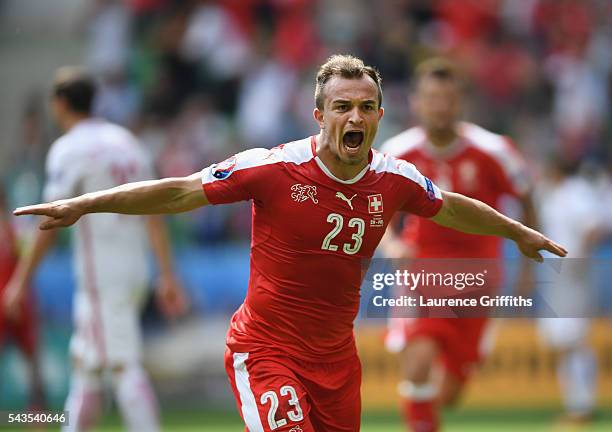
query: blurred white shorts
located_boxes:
[70,282,148,370]
[537,318,590,349]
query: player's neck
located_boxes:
[315,133,369,181]
[61,113,90,132]
[426,128,457,148]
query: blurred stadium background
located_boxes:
[1,0,611,430]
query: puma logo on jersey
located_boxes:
[335,192,357,210]
[291,184,319,204]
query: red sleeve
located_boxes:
[201,148,276,205]
[395,161,443,217]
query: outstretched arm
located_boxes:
[14,172,207,229]
[431,191,567,261]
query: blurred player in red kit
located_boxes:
[0,184,45,409]
[8,55,564,431]
[380,58,537,432]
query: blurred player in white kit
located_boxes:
[536,156,604,423]
[3,67,187,432]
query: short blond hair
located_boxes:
[315,54,383,110]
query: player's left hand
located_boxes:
[514,225,567,262]
[155,274,189,319]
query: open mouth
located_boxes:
[342,131,364,154]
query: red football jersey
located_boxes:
[202,136,443,362]
[381,122,528,258]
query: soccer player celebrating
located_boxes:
[3,68,187,432]
[380,57,536,432]
[9,55,565,432]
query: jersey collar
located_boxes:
[421,126,467,160]
[70,117,105,132]
[311,135,371,185]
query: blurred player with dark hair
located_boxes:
[380,57,537,432]
[8,55,565,431]
[4,67,187,432]
[0,184,46,410]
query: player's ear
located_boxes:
[313,108,324,128]
[378,106,384,121]
[50,96,68,124]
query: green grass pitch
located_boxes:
[3,409,610,431]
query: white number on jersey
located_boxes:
[260,385,304,430]
[321,213,365,255]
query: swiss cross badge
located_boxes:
[367,194,383,214]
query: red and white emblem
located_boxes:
[367,194,383,214]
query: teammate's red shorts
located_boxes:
[405,317,488,381]
[225,347,361,431]
[0,293,37,356]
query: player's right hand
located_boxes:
[14,199,83,229]
[155,274,189,320]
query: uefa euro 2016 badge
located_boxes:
[424,177,436,200]
[212,156,237,180]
